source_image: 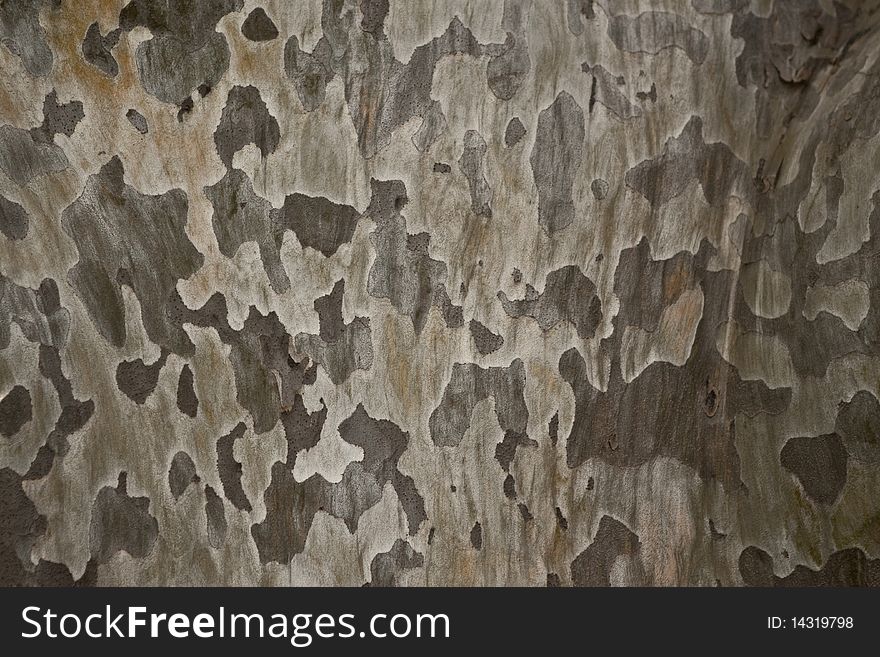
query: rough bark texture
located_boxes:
[1,0,879,587]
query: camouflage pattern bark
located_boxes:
[1,0,879,586]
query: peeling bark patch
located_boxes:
[283,36,335,112]
[470,521,483,549]
[204,485,227,549]
[369,539,423,586]
[0,0,57,76]
[62,156,201,354]
[0,91,82,186]
[530,92,585,233]
[115,350,168,404]
[27,345,95,480]
[252,404,426,564]
[469,319,503,355]
[625,116,752,208]
[430,360,528,448]
[567,0,595,35]
[126,109,148,134]
[120,0,243,105]
[217,423,252,512]
[82,22,121,76]
[366,179,456,334]
[241,8,278,42]
[0,385,32,438]
[571,516,643,586]
[498,265,602,339]
[504,117,526,148]
[0,195,29,240]
[276,193,361,258]
[89,472,158,564]
[214,85,280,168]
[740,546,880,586]
[168,451,199,500]
[1,466,92,586]
[176,364,198,418]
[582,63,640,120]
[780,434,848,505]
[294,279,373,384]
[607,12,709,64]
[459,130,493,217]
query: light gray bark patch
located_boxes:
[115,349,168,404]
[214,85,280,168]
[498,265,602,339]
[119,0,243,105]
[294,279,373,384]
[217,422,252,512]
[89,472,159,564]
[82,22,121,76]
[125,109,148,134]
[283,36,335,112]
[567,0,595,35]
[0,385,31,438]
[204,484,227,549]
[429,359,528,447]
[607,12,709,64]
[252,404,426,564]
[176,364,198,418]
[62,156,201,355]
[368,538,423,586]
[366,179,456,334]
[582,63,640,120]
[458,130,493,217]
[0,0,57,76]
[504,117,526,148]
[625,116,752,208]
[26,344,94,481]
[0,195,29,240]
[275,192,361,257]
[469,319,503,355]
[590,178,609,200]
[571,516,644,586]
[205,168,288,292]
[780,434,848,505]
[241,7,278,42]
[470,521,483,549]
[168,451,199,500]
[529,92,585,233]
[739,546,880,586]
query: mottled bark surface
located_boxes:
[1,0,879,586]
